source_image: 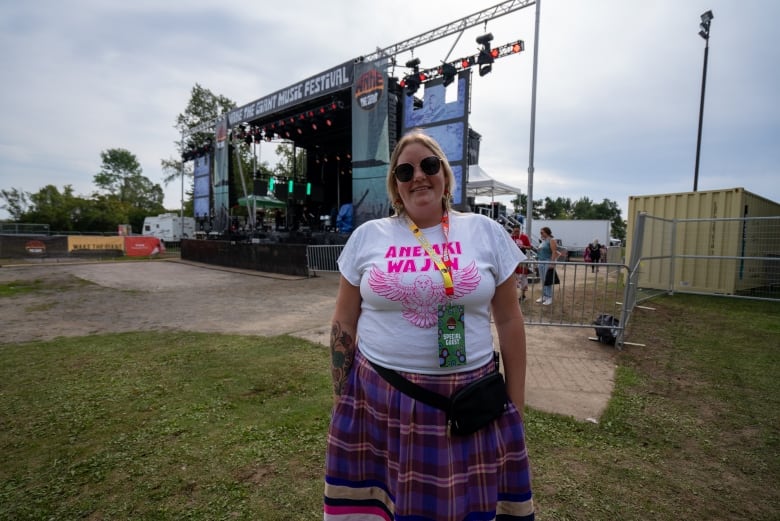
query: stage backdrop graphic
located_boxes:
[193,154,211,219]
[213,116,229,232]
[351,59,392,228]
[402,70,470,211]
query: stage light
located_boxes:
[441,62,458,86]
[476,32,494,46]
[403,57,422,96]
[403,74,421,95]
[477,32,495,76]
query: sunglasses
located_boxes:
[393,156,441,182]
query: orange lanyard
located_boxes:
[406,212,454,296]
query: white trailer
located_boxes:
[142,214,195,242]
[531,220,611,251]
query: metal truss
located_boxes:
[361,0,535,63]
[183,0,535,138]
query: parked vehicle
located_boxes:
[532,219,611,257]
[142,214,195,242]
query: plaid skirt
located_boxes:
[324,349,534,521]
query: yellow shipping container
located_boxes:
[626,187,780,295]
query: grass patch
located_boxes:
[558,294,780,521]
[1,295,778,519]
[0,332,331,520]
[0,279,48,297]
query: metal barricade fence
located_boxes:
[306,244,630,346]
[520,260,629,346]
[307,244,344,273]
[630,214,780,302]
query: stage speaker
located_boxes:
[254,180,268,196]
[293,182,307,199]
[274,183,289,200]
[309,184,324,202]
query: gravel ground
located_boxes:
[0,258,616,420]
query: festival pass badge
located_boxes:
[438,303,466,367]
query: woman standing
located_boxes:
[324,132,535,520]
[536,226,559,306]
[587,239,602,272]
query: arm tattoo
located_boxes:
[330,321,355,396]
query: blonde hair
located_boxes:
[386,131,456,216]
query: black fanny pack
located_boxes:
[368,354,509,436]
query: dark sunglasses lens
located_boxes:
[394,163,414,182]
[421,156,441,175]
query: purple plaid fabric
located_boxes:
[324,349,535,520]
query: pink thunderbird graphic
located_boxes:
[368,260,481,328]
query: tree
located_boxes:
[0,188,31,221]
[540,197,573,219]
[529,195,626,239]
[273,142,307,181]
[161,84,238,206]
[24,185,83,231]
[510,194,543,220]
[94,148,164,213]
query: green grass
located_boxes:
[0,279,47,297]
[1,295,778,520]
[0,333,331,520]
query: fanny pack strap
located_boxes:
[368,360,450,411]
[367,351,501,412]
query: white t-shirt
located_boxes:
[338,211,524,374]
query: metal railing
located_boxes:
[629,214,780,302]
[307,243,630,346]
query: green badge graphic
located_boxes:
[437,303,466,367]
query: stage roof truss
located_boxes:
[182,0,535,137]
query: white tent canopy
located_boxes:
[466,165,523,199]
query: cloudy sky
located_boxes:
[1,0,778,221]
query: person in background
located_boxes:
[324,131,535,520]
[511,226,533,302]
[536,226,559,306]
[587,239,602,272]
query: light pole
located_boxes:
[693,9,713,192]
[526,0,541,239]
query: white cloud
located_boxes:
[1,0,779,222]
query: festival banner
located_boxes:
[213,116,230,232]
[351,58,392,228]
[67,236,125,253]
[124,236,165,257]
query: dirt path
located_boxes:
[0,259,617,421]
